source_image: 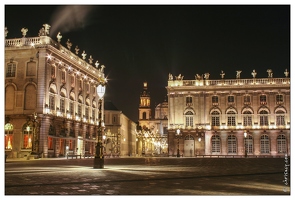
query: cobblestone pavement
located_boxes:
[4,157,291,195]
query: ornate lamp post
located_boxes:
[176,129,182,157]
[244,131,247,158]
[94,82,106,169]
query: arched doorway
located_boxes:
[184,135,194,157]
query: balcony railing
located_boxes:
[168,78,290,87]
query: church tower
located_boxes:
[138,82,151,129]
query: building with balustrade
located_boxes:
[166,71,290,157]
[4,24,136,159]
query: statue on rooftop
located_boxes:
[236,71,242,79]
[21,27,28,37]
[251,70,257,78]
[95,61,100,68]
[75,46,80,55]
[100,65,105,73]
[5,27,8,38]
[57,32,62,43]
[267,69,273,78]
[195,74,202,80]
[220,70,225,79]
[175,74,184,80]
[284,69,289,77]
[89,55,93,64]
[204,73,210,80]
[43,24,51,35]
[82,50,87,60]
[66,39,72,50]
[168,73,173,81]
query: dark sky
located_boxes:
[5,5,290,122]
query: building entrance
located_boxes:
[184,135,194,157]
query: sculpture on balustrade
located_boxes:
[89,55,93,64]
[39,24,51,36]
[204,73,210,80]
[251,70,257,78]
[195,74,202,80]
[267,69,273,78]
[95,61,100,68]
[66,39,72,50]
[21,28,28,37]
[99,65,105,73]
[57,32,62,43]
[82,50,87,60]
[236,71,242,79]
[284,69,289,77]
[75,46,80,55]
[175,74,184,80]
[220,70,225,79]
[168,73,173,81]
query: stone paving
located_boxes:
[4,157,291,195]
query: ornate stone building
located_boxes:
[136,82,168,156]
[5,24,108,158]
[167,70,290,157]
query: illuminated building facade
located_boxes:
[166,71,290,157]
[5,24,108,158]
[137,82,168,156]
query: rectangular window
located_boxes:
[211,116,220,126]
[6,63,16,77]
[61,71,66,83]
[227,116,236,126]
[260,95,267,105]
[78,104,82,117]
[185,116,193,127]
[244,95,251,104]
[212,96,218,105]
[243,116,252,126]
[276,94,283,104]
[49,95,55,110]
[69,102,74,115]
[60,99,65,113]
[92,109,95,120]
[228,95,234,103]
[276,115,285,126]
[85,107,89,119]
[260,116,268,126]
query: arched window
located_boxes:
[5,123,14,149]
[228,135,237,153]
[185,111,193,127]
[259,110,269,126]
[276,110,286,126]
[211,111,220,126]
[245,134,253,154]
[22,123,33,149]
[260,135,270,154]
[211,135,221,153]
[227,110,236,126]
[277,134,286,153]
[243,110,253,127]
[143,112,147,120]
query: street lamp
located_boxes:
[244,131,247,158]
[176,129,182,157]
[94,83,106,169]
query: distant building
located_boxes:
[5,24,128,159]
[166,71,290,157]
[136,82,168,156]
[104,101,137,157]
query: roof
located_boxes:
[104,101,120,111]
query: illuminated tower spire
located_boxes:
[139,82,151,126]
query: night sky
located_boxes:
[4,4,290,122]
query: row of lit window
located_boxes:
[210,134,287,154]
[186,94,285,105]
